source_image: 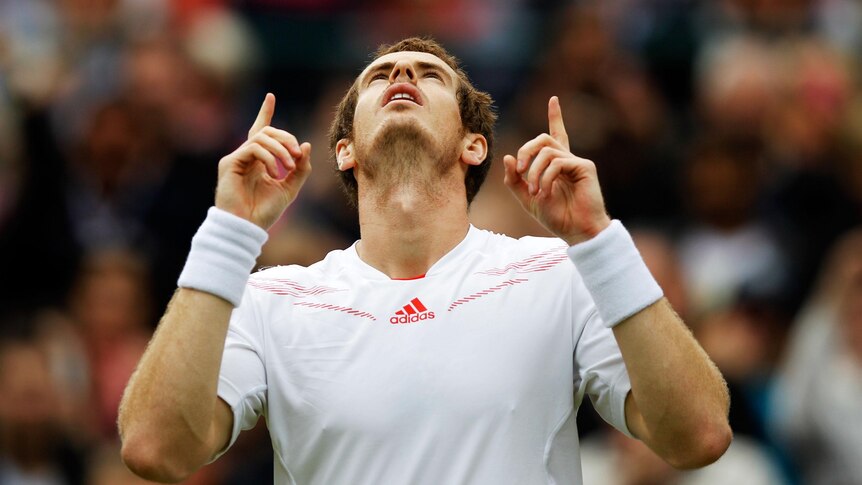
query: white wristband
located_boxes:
[178,207,268,306]
[567,220,663,328]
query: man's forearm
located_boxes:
[614,298,731,468]
[118,288,234,482]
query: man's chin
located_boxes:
[379,113,425,131]
[371,120,431,154]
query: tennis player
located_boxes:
[118,38,731,484]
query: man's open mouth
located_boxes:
[382,84,423,106]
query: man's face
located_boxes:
[350,51,464,174]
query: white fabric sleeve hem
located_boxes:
[609,368,635,439]
[567,220,663,327]
[178,207,268,306]
[209,378,267,463]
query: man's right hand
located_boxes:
[216,93,312,229]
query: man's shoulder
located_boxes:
[248,247,351,286]
[471,227,568,256]
[464,227,571,277]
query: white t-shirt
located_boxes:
[216,225,633,485]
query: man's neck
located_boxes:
[356,179,470,279]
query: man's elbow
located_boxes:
[667,420,733,469]
[120,432,202,483]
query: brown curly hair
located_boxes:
[328,37,496,207]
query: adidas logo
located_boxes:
[390,297,435,324]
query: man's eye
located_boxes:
[370,73,388,81]
[425,72,442,80]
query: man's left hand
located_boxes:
[503,96,611,245]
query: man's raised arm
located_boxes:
[503,96,731,468]
[117,94,312,482]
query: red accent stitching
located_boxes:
[247,278,345,298]
[447,278,529,312]
[476,246,568,276]
[293,301,377,321]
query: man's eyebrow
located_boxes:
[362,62,395,83]
[417,61,454,81]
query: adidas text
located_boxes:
[390,312,435,324]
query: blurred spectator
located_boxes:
[65,98,168,250]
[182,7,260,85]
[766,39,851,170]
[37,310,94,446]
[762,39,859,303]
[772,228,862,485]
[695,35,779,140]
[0,319,86,485]
[677,136,790,316]
[66,249,152,440]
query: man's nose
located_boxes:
[389,61,416,83]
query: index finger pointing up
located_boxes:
[548,96,569,150]
[249,93,276,138]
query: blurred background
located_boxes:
[0,0,861,484]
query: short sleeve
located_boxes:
[573,308,633,438]
[212,288,268,460]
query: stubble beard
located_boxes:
[355,121,462,205]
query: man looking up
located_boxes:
[118,38,731,484]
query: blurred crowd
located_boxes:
[0,0,861,484]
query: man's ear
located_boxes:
[460,133,487,167]
[336,139,356,171]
